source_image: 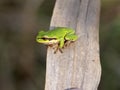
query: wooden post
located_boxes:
[45,0,101,90]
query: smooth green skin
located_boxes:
[36,27,78,48]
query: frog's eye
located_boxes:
[48,38,57,40]
[41,38,48,40]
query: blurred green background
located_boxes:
[0,0,120,90]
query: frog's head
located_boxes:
[36,31,59,45]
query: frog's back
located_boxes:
[46,27,73,38]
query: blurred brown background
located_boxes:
[0,0,120,90]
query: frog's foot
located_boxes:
[54,47,63,54]
[48,43,63,53]
[64,40,74,48]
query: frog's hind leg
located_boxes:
[64,34,78,47]
[64,40,74,48]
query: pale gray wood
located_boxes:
[45,0,101,90]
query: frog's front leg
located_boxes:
[53,38,64,53]
[59,38,65,48]
[50,39,64,53]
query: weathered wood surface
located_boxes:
[45,0,101,90]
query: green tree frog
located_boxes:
[36,27,78,53]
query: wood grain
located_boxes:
[45,0,101,90]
